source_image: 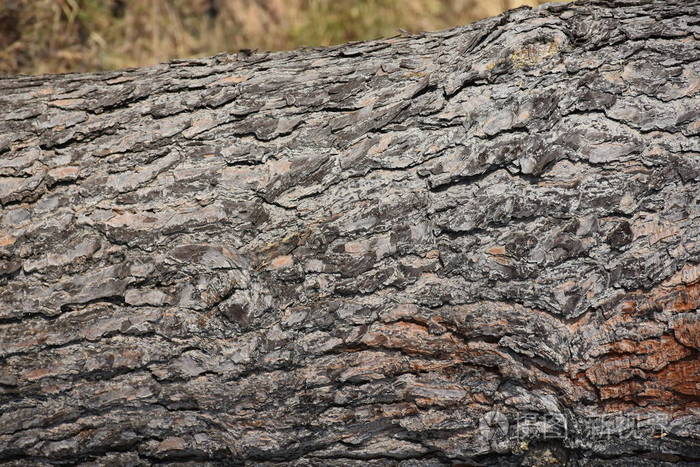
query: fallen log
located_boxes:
[1,0,700,464]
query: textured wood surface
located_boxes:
[1,0,700,464]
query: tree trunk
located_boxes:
[1,0,700,464]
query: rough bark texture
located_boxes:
[1,0,700,465]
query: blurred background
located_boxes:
[0,0,560,76]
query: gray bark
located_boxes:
[1,0,700,464]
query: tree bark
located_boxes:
[1,0,700,464]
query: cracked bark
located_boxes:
[1,0,700,465]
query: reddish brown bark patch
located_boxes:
[672,315,700,349]
[586,334,699,409]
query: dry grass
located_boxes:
[0,0,559,76]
